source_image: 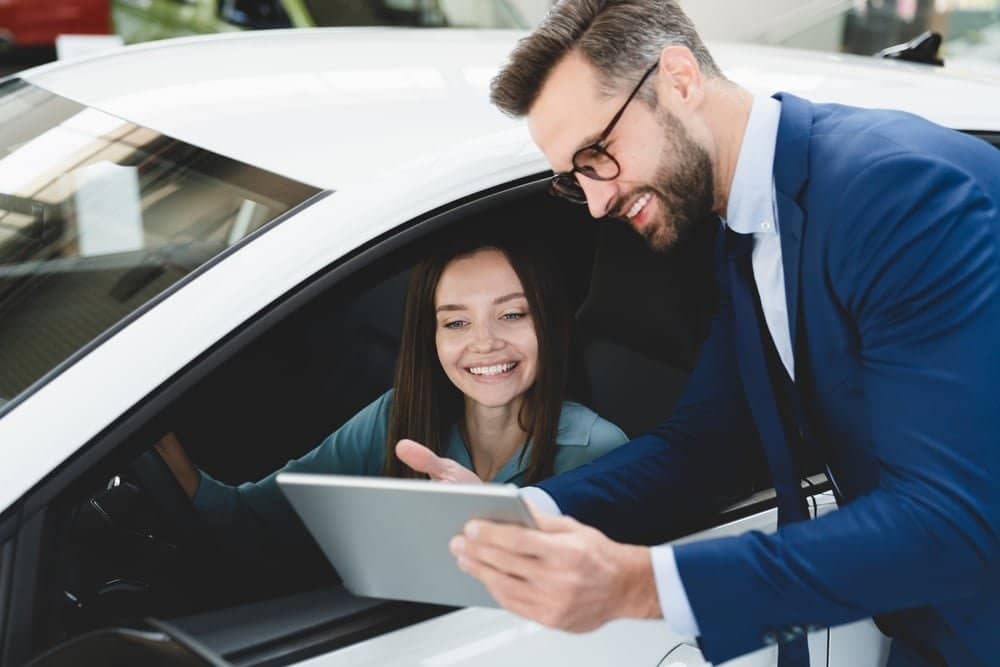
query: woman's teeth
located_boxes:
[626,192,652,219]
[468,362,517,376]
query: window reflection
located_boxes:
[770,0,1000,62]
[0,80,320,407]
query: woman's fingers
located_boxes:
[395,439,481,483]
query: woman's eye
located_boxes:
[502,312,527,321]
[443,320,468,329]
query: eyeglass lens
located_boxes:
[573,146,619,179]
[550,174,587,203]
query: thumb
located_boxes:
[395,439,449,479]
[529,505,580,533]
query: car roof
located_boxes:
[21,28,1000,190]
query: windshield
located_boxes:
[0,80,320,409]
[303,0,526,29]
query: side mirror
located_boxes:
[876,30,944,67]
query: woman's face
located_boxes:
[434,248,539,411]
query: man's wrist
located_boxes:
[617,545,663,620]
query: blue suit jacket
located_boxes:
[538,93,1000,666]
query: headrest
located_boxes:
[575,218,719,371]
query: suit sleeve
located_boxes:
[674,154,1000,663]
[536,272,765,545]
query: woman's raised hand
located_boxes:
[395,439,483,483]
[154,432,201,499]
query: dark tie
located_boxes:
[727,228,812,666]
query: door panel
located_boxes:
[300,506,818,667]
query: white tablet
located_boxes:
[276,472,537,608]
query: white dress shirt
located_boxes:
[522,94,793,638]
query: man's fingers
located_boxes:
[455,550,568,629]
[462,511,582,557]
[452,535,542,580]
[463,520,552,557]
[455,547,539,605]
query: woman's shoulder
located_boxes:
[555,401,628,452]
[344,388,394,430]
[309,389,394,475]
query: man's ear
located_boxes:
[655,45,704,110]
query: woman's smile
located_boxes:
[467,360,519,378]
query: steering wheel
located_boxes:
[127,447,203,546]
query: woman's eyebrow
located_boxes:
[436,292,525,313]
[494,292,526,305]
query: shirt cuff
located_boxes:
[651,544,700,638]
[518,486,562,516]
[191,469,226,512]
[517,489,698,637]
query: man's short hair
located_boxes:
[490,0,722,117]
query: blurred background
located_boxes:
[2,0,1000,77]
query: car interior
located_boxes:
[9,177,782,666]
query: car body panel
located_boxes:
[22,29,535,190]
[20,30,1000,194]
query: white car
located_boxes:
[1,28,998,667]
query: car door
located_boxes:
[299,493,832,667]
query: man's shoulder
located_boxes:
[801,100,998,189]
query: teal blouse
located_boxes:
[193,390,627,546]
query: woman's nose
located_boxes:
[469,321,504,352]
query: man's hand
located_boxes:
[395,439,482,483]
[450,509,662,632]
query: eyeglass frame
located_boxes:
[549,62,660,204]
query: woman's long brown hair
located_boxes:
[383,235,570,485]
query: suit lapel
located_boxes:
[771,92,814,354]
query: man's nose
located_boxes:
[579,176,618,219]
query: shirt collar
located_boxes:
[444,401,595,484]
[724,95,781,236]
[445,435,530,484]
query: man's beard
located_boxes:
[632,107,715,252]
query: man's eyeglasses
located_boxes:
[550,62,659,205]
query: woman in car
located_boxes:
[155,235,627,545]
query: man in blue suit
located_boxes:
[398,1,1000,665]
